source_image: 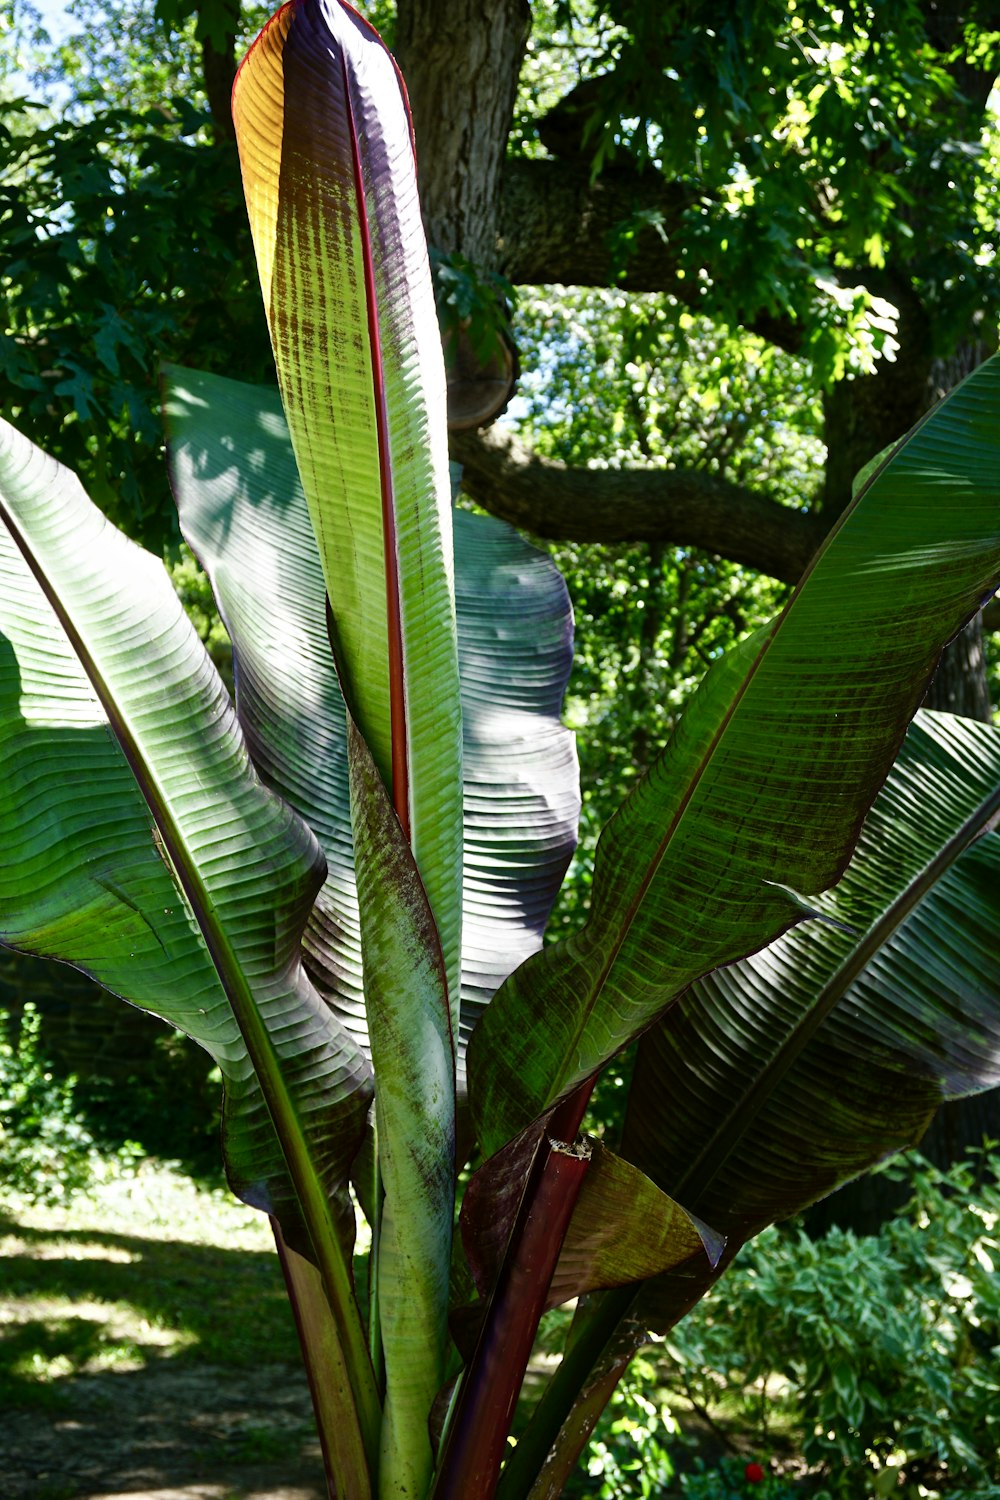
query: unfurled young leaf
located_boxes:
[348,715,455,1496]
[462,1133,723,1314]
[233,0,465,1020]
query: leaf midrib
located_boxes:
[340,48,410,841]
[539,626,788,1110]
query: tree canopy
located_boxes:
[2,0,999,671]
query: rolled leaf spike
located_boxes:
[349,719,456,1496]
[233,0,464,1016]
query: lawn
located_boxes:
[0,1164,326,1500]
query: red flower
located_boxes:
[744,1462,766,1484]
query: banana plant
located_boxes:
[2,2,1000,1497]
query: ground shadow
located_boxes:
[0,1213,328,1498]
[2,1359,326,1500]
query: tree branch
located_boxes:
[496,159,802,353]
[451,426,826,584]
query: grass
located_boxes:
[0,1161,302,1412]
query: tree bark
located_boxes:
[395,0,530,268]
[451,425,825,584]
[924,615,993,721]
[496,159,801,351]
[199,0,240,141]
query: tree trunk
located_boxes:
[395,0,530,268]
[819,285,933,519]
[199,0,241,141]
[450,424,825,581]
[395,0,528,425]
[924,615,993,721]
[922,337,998,721]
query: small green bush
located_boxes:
[0,1003,102,1203]
[679,1455,798,1498]
[666,1152,1000,1496]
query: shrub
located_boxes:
[665,1153,1000,1496]
[0,1003,100,1203]
[679,1456,798,1499]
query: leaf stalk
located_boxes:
[273,1219,373,1500]
[433,1082,596,1499]
[433,1142,590,1499]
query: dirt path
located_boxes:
[0,1168,346,1499]
[3,1360,327,1500]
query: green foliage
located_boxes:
[0,1163,303,1413]
[516,1,1000,377]
[1,91,270,545]
[678,1457,797,1500]
[71,1030,224,1183]
[515,290,823,498]
[430,248,517,365]
[513,289,814,936]
[666,1154,1000,1496]
[0,1004,105,1204]
[1,0,273,548]
[547,1154,1000,1497]
[564,1352,678,1497]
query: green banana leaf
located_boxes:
[619,707,1000,1330]
[163,366,579,1080]
[453,499,580,1067]
[500,708,1000,1495]
[0,418,378,1439]
[469,356,1000,1156]
[233,0,465,1021]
